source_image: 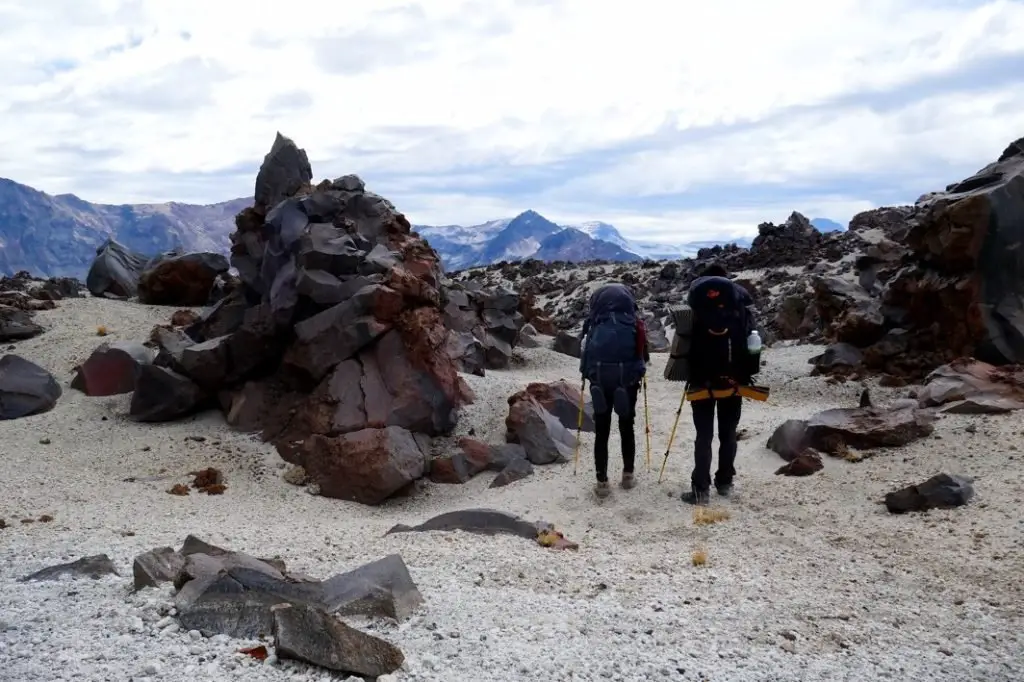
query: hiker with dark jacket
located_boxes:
[681,264,760,505]
[579,283,650,498]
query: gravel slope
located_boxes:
[0,298,1021,682]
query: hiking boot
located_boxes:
[620,472,636,490]
[681,488,710,506]
[595,481,611,499]
[715,482,733,497]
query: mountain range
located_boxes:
[412,214,844,270]
[0,176,845,278]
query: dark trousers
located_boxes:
[594,383,639,482]
[690,395,742,492]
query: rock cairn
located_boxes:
[138,132,473,504]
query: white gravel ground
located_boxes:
[1,297,1022,682]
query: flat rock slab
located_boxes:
[386,509,578,550]
[272,602,404,677]
[804,405,935,454]
[918,359,1024,413]
[19,554,119,582]
[884,473,975,513]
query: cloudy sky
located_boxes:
[1,0,1022,243]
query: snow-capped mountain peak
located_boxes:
[412,209,830,272]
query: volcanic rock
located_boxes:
[85,239,148,299]
[138,252,230,306]
[71,341,155,396]
[0,354,61,420]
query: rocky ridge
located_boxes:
[452,136,1024,384]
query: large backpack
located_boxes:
[664,276,760,384]
[580,284,646,415]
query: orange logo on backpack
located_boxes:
[707,289,720,299]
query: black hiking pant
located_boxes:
[594,383,640,483]
[690,395,743,492]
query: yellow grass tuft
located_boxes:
[693,506,731,525]
[691,548,708,566]
[96,325,109,336]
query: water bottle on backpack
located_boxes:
[747,330,762,354]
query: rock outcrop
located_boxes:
[441,280,525,374]
[133,535,411,677]
[130,133,472,505]
[452,136,1024,383]
[809,137,1024,380]
[1,271,84,342]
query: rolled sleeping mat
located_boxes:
[663,305,694,382]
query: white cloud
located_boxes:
[0,0,1022,243]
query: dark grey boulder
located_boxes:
[884,473,975,514]
[0,354,61,420]
[490,457,535,488]
[128,365,207,422]
[85,239,148,298]
[0,308,43,342]
[766,419,810,461]
[321,553,424,622]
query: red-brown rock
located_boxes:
[505,397,575,465]
[917,358,1024,413]
[508,380,594,432]
[803,404,935,454]
[301,426,427,505]
[138,253,229,306]
[71,341,155,396]
[775,452,823,476]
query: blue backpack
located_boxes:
[580,284,646,415]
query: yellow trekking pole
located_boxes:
[642,376,651,472]
[657,384,688,484]
[572,378,586,476]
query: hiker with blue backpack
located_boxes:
[662,263,766,506]
[578,283,650,499]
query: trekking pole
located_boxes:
[657,384,688,484]
[573,378,586,476]
[643,376,652,472]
